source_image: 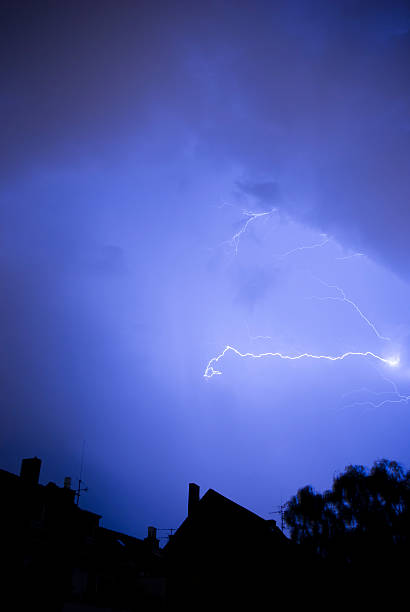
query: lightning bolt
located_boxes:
[336,252,365,261]
[277,234,330,259]
[336,356,410,412]
[206,210,400,387]
[215,200,234,210]
[343,375,410,410]
[310,278,391,342]
[344,390,410,410]
[245,322,272,342]
[203,345,399,379]
[249,335,273,341]
[225,208,276,255]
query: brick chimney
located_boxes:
[145,526,159,552]
[20,457,41,486]
[188,483,200,518]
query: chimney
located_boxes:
[188,483,200,518]
[20,457,42,486]
[63,476,72,489]
[145,526,159,552]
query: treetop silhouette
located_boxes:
[284,458,410,570]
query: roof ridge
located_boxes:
[201,488,268,521]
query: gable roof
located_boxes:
[165,487,288,554]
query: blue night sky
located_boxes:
[1,0,410,539]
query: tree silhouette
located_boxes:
[284,459,410,573]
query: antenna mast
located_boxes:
[75,440,88,506]
[270,502,287,532]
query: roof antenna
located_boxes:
[270,497,287,532]
[75,440,88,506]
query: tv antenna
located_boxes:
[157,528,176,544]
[270,502,287,532]
[75,440,88,506]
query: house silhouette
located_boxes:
[0,457,165,610]
[165,483,308,608]
[1,458,312,609]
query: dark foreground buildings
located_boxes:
[164,483,303,608]
[0,457,164,610]
[1,457,306,610]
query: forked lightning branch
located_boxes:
[204,208,400,381]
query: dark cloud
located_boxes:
[236,181,281,210]
[2,1,409,280]
[178,0,410,276]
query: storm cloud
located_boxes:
[1,1,410,537]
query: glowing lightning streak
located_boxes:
[245,322,272,342]
[226,209,276,255]
[342,372,410,410]
[209,211,398,384]
[311,279,391,342]
[336,253,365,261]
[203,345,399,379]
[344,386,410,410]
[344,391,410,410]
[250,335,273,341]
[278,234,330,259]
